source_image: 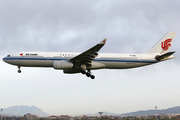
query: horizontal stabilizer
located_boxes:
[155,51,175,61]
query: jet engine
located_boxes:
[53,61,73,69]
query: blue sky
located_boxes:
[0,0,180,116]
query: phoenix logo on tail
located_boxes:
[161,39,172,51]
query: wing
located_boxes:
[69,38,107,68]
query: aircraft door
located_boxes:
[138,54,143,60]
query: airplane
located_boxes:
[3,32,177,79]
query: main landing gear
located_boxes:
[81,69,95,79]
[17,66,21,73]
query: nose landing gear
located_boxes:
[18,66,21,73]
[81,69,95,79]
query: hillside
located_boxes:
[120,106,180,116]
[84,106,180,116]
[2,105,49,117]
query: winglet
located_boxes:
[99,38,107,44]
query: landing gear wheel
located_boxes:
[81,69,86,74]
[17,66,21,73]
[86,72,91,77]
[18,70,21,73]
[90,75,95,79]
[81,69,96,79]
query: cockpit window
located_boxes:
[7,55,10,57]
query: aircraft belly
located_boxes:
[19,60,53,67]
[101,61,152,69]
[3,57,55,67]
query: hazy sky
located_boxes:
[0,0,180,116]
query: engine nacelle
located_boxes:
[53,61,73,69]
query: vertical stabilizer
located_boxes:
[146,32,177,54]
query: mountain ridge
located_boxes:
[2,105,49,117]
[2,105,180,117]
[120,106,180,116]
[84,106,180,116]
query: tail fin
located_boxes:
[146,32,177,54]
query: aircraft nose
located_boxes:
[2,57,8,63]
[3,57,6,62]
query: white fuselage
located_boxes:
[3,52,160,70]
[2,32,176,79]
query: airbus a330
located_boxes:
[3,32,177,79]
